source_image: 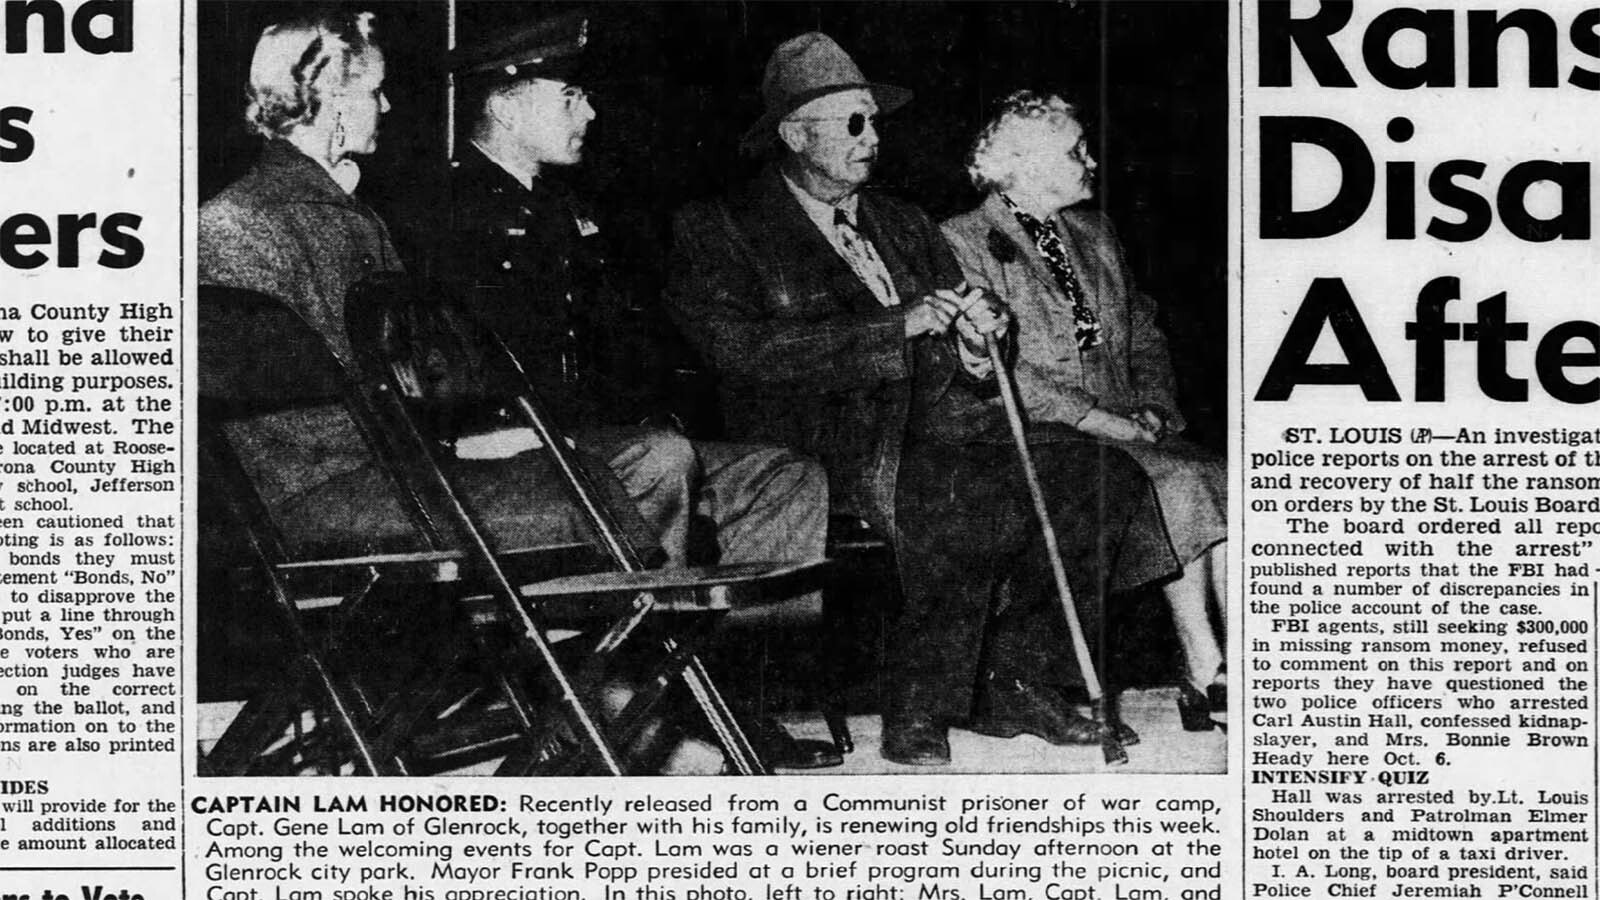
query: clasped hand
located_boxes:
[1077,405,1168,444]
[904,285,1011,352]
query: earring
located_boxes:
[332,113,347,152]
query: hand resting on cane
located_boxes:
[952,284,1012,353]
[903,289,966,338]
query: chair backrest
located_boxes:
[343,274,642,774]
[343,275,842,776]
[198,284,448,560]
[198,285,352,411]
[343,273,659,572]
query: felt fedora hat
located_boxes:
[740,32,912,153]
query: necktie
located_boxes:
[1006,199,1102,350]
[833,209,899,308]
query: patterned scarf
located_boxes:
[1003,194,1102,350]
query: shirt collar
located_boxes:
[782,173,861,232]
[471,139,536,191]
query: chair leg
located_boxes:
[206,687,301,774]
[818,586,858,757]
[807,544,900,762]
[495,708,600,777]
[493,734,543,777]
[577,616,770,776]
[483,633,634,777]
[304,656,401,776]
[680,651,767,775]
[608,631,769,776]
[207,656,400,776]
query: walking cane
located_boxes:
[980,325,1128,766]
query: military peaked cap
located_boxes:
[451,11,589,85]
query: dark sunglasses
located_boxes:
[791,111,879,137]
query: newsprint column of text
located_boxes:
[1246,1,1600,899]
[0,0,185,899]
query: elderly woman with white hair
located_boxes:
[942,90,1228,729]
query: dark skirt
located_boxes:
[1100,436,1226,566]
[886,433,1180,719]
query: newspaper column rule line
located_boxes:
[0,867,178,871]
[179,3,190,899]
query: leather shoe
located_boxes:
[882,714,951,766]
[754,716,843,770]
[969,678,1106,745]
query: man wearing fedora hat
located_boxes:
[668,32,1175,766]
[397,14,841,770]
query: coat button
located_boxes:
[361,255,374,268]
[501,260,513,270]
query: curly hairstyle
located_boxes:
[965,90,1080,193]
[244,10,378,139]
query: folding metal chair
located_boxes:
[199,284,627,776]
[341,273,832,775]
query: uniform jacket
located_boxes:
[401,148,676,429]
[667,166,996,533]
[942,193,1184,431]
[199,141,404,511]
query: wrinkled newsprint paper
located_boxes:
[0,0,1595,899]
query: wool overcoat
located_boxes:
[943,194,1225,564]
[199,141,404,516]
[666,167,995,537]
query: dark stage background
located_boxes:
[198,0,1228,448]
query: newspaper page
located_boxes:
[1,1,1592,900]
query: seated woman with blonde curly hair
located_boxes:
[198,9,722,774]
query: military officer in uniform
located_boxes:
[395,14,838,769]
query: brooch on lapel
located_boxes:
[986,228,1019,264]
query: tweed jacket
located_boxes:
[942,193,1184,431]
[667,167,997,533]
[199,141,404,511]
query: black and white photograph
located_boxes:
[194,0,1228,777]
